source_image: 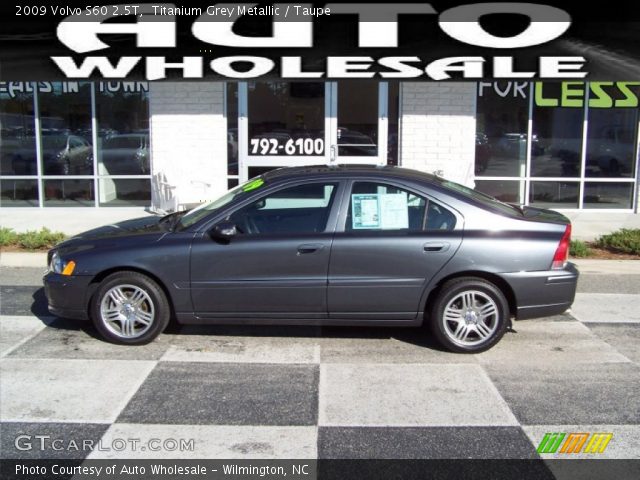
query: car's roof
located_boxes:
[262,164,443,186]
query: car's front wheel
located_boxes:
[429,277,509,353]
[91,271,170,345]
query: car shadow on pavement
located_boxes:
[175,324,447,351]
[29,287,54,319]
[32,287,447,351]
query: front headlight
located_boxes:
[50,252,76,275]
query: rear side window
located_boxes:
[345,182,456,232]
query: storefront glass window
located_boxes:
[0,83,36,176]
[387,83,399,166]
[0,81,151,208]
[476,82,529,177]
[475,82,639,210]
[248,82,325,156]
[43,179,94,207]
[474,180,522,203]
[338,81,378,157]
[0,179,38,207]
[38,82,93,176]
[95,82,149,176]
[583,182,634,209]
[585,86,638,178]
[531,83,584,177]
[227,83,238,176]
[529,181,579,209]
[98,178,150,207]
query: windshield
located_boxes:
[440,180,521,216]
[177,177,266,229]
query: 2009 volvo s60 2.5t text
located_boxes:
[44,165,578,353]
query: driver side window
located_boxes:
[228,182,338,235]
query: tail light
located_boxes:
[551,224,572,270]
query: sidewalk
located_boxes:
[0,208,157,236]
[1,251,638,273]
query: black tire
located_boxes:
[90,271,170,345]
[429,277,509,353]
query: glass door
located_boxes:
[239,81,331,182]
[238,82,389,182]
[327,81,388,165]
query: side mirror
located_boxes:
[211,221,237,241]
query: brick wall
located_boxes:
[400,82,477,187]
[148,82,227,212]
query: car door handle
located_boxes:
[297,243,325,255]
[423,242,450,253]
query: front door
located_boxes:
[190,181,342,318]
[328,180,463,320]
[237,81,392,182]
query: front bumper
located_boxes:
[500,262,579,320]
[43,272,92,320]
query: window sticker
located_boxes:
[351,192,409,230]
[352,194,380,229]
[380,192,409,229]
[242,178,265,192]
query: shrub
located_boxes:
[570,240,592,258]
[596,229,640,255]
[16,228,67,250]
[0,227,18,246]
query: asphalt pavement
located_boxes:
[1,265,639,468]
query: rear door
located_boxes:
[328,180,463,320]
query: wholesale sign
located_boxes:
[1,1,639,81]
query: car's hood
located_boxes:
[64,215,164,243]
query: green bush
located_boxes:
[0,227,18,247]
[16,228,66,250]
[570,240,592,258]
[596,229,640,255]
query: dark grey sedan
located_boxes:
[44,165,578,353]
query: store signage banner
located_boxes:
[0,1,639,80]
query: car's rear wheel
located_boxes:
[429,277,509,353]
[91,271,170,345]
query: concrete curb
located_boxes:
[571,259,640,275]
[0,252,47,268]
[1,252,639,274]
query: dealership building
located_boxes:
[1,80,639,221]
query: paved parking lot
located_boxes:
[1,264,639,462]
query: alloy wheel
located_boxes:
[442,290,499,347]
[99,284,155,339]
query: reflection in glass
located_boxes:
[0,83,37,175]
[96,82,149,175]
[38,82,93,176]
[586,108,638,178]
[475,180,522,203]
[1,179,38,206]
[583,182,633,209]
[43,179,94,206]
[248,82,324,156]
[475,82,529,177]
[387,83,399,166]
[98,179,151,206]
[529,181,579,209]
[338,81,378,157]
[227,83,239,175]
[531,83,584,177]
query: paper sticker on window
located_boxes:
[352,194,380,229]
[380,193,409,229]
